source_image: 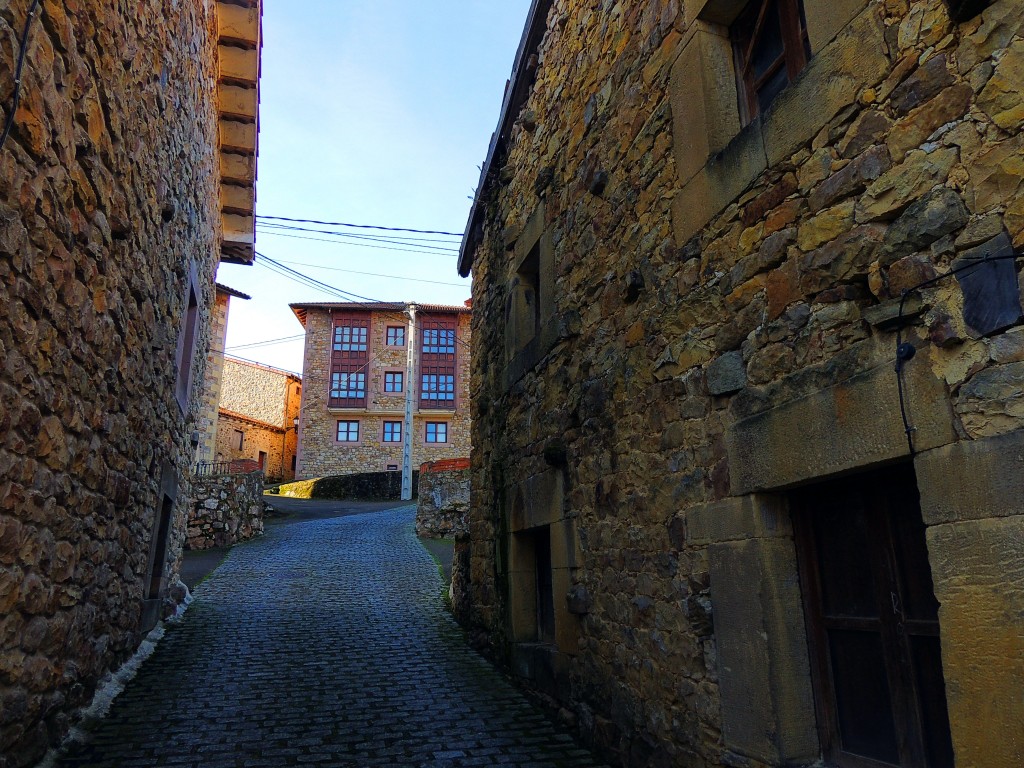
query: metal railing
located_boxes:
[194,459,262,477]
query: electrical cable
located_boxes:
[0,0,42,153]
[254,251,472,352]
[225,333,306,351]
[268,257,466,287]
[256,221,461,249]
[893,251,1021,455]
[256,228,460,257]
[256,215,463,238]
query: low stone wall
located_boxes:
[416,459,470,538]
[280,470,420,501]
[187,471,265,550]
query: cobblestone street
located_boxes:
[54,505,606,768]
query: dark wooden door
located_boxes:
[793,465,954,768]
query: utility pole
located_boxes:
[401,303,418,501]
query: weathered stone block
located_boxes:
[977,39,1024,130]
[916,429,1024,525]
[762,9,889,167]
[686,495,791,546]
[708,537,818,765]
[706,351,747,396]
[727,359,957,494]
[881,187,970,262]
[926,515,1024,768]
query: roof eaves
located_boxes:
[457,0,553,278]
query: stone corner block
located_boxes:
[686,494,792,546]
[916,428,1024,526]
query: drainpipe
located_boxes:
[401,303,418,501]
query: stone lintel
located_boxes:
[686,494,791,546]
[509,468,565,533]
[727,359,957,495]
[916,428,1024,525]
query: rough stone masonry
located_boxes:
[0,3,230,766]
[462,0,1024,766]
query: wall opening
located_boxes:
[792,464,953,768]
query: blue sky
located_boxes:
[216,2,533,372]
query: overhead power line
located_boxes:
[257,221,461,248]
[254,251,472,353]
[256,228,458,257]
[256,215,464,238]
[225,333,306,351]
[270,257,467,287]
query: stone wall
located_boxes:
[0,2,224,766]
[221,356,300,428]
[217,358,301,481]
[187,471,265,550]
[416,459,471,538]
[279,470,421,501]
[215,410,288,482]
[465,1,1024,766]
[296,308,472,479]
[196,290,231,464]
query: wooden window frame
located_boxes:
[330,367,367,406]
[384,371,404,393]
[731,0,810,124]
[336,420,360,443]
[792,465,954,768]
[425,421,448,444]
[385,325,406,347]
[382,420,402,443]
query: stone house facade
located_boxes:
[195,284,251,466]
[215,357,302,482]
[460,1,1024,767]
[0,2,262,766]
[292,302,472,480]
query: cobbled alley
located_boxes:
[53,506,606,768]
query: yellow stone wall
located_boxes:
[466,0,1024,765]
[217,358,302,481]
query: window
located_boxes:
[333,324,368,352]
[336,421,359,442]
[425,422,448,443]
[330,314,370,407]
[421,370,455,406]
[330,370,366,400]
[386,326,406,346]
[792,465,954,768]
[731,0,810,123]
[174,277,199,412]
[422,327,456,355]
[384,371,404,393]
[383,421,402,442]
[233,430,244,450]
[257,451,267,469]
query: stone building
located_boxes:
[0,2,262,765]
[195,284,251,465]
[459,1,1023,767]
[214,357,302,483]
[291,302,472,480]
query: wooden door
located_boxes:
[792,465,954,768]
